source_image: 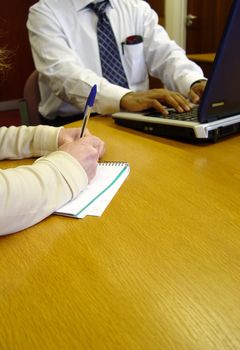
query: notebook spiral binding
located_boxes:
[98,161,128,166]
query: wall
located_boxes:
[165,0,187,48]
[0,1,36,101]
[148,0,165,26]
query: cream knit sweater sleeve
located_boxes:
[0,125,88,235]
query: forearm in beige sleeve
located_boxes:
[0,125,61,160]
[0,151,88,235]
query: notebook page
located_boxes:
[55,162,130,218]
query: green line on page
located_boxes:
[75,165,128,217]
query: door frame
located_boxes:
[165,0,187,49]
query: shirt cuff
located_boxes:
[96,82,131,114]
[177,73,206,97]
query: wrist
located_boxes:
[120,91,134,110]
[190,79,207,88]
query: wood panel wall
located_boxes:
[186,0,233,53]
[148,0,165,25]
[0,1,36,101]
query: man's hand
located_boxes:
[59,135,105,181]
[189,80,207,104]
[120,88,191,116]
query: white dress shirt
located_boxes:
[27,0,205,119]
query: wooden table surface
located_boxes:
[187,53,216,63]
[0,116,240,350]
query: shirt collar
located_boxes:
[73,0,114,12]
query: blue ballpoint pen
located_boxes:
[80,84,97,138]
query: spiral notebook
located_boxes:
[55,162,130,218]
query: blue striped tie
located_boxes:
[88,0,129,88]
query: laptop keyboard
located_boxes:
[143,106,199,122]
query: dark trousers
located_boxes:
[40,114,84,127]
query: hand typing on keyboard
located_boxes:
[120,88,193,117]
[189,80,207,104]
[143,105,199,121]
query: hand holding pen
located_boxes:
[58,84,105,180]
[57,84,97,144]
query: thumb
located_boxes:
[189,89,200,104]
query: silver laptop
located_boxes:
[113,0,240,142]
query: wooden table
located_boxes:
[1,116,240,350]
[187,53,216,63]
[187,53,216,77]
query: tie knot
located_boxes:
[88,0,109,18]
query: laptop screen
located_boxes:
[199,0,240,123]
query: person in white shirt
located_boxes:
[27,0,206,123]
[0,49,105,236]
